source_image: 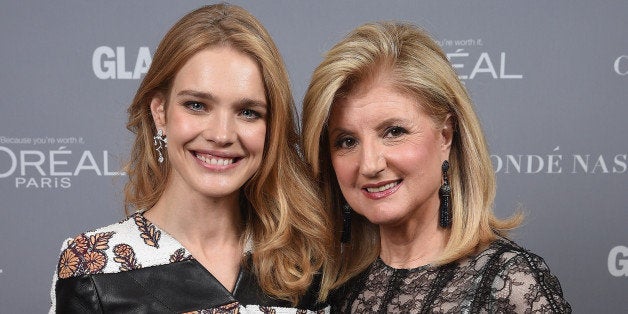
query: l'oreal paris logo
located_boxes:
[609,246,628,277]
[446,49,522,80]
[437,37,523,80]
[614,55,628,76]
[0,137,124,189]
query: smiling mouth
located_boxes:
[364,180,401,193]
[194,153,238,166]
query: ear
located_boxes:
[440,114,454,157]
[150,94,167,130]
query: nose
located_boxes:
[205,109,236,146]
[359,140,385,177]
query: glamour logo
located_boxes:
[614,55,628,76]
[608,246,628,277]
[93,46,152,79]
[491,147,627,174]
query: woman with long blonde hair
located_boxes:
[50,4,332,312]
[302,21,570,313]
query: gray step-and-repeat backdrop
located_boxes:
[1,1,626,312]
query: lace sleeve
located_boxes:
[488,251,571,313]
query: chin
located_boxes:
[375,208,419,226]
[205,188,241,198]
[191,183,239,199]
[361,211,404,226]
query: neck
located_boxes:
[144,185,243,251]
[378,214,449,269]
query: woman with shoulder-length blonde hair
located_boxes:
[50,4,332,313]
[302,21,570,313]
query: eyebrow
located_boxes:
[177,89,216,101]
[329,117,411,136]
[375,117,411,132]
[177,89,267,109]
[328,126,351,139]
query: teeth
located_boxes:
[366,182,398,193]
[195,154,234,166]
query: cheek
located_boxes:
[166,111,196,140]
[403,147,442,186]
[331,154,355,186]
[241,123,266,154]
[406,150,431,166]
[403,137,441,163]
[389,142,441,179]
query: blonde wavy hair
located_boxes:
[124,4,333,303]
[302,21,522,287]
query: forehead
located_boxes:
[171,46,265,95]
[329,81,426,125]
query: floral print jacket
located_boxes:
[49,212,328,313]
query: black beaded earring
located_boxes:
[439,160,452,228]
[341,203,352,243]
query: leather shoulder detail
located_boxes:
[232,261,291,308]
[56,259,237,313]
[298,273,328,310]
[55,275,102,313]
[233,256,327,310]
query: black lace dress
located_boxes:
[331,239,571,313]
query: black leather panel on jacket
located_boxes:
[55,274,102,312]
[232,262,292,308]
[232,257,327,311]
[55,259,236,313]
[56,257,327,313]
[298,272,326,310]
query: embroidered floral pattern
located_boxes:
[183,301,241,313]
[113,243,141,271]
[170,247,193,263]
[72,233,89,254]
[259,306,277,314]
[134,214,161,248]
[84,251,107,273]
[57,248,80,279]
[53,213,331,313]
[297,309,325,314]
[57,231,115,279]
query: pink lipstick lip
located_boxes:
[362,179,400,189]
[191,150,243,171]
[192,149,242,159]
[361,179,402,200]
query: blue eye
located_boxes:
[241,108,262,120]
[185,101,205,111]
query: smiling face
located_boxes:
[328,77,452,228]
[151,46,267,201]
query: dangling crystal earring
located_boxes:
[153,129,168,163]
[439,160,452,228]
[341,203,352,243]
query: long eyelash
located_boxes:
[333,136,355,149]
[386,126,408,136]
[242,109,262,119]
[184,101,204,111]
[333,139,345,148]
